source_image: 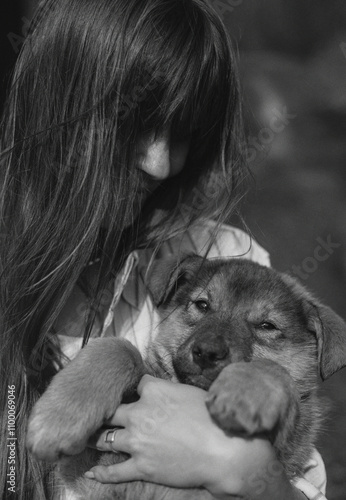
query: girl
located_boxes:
[0,0,326,498]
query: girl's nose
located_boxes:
[137,127,190,180]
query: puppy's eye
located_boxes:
[258,322,277,331]
[193,300,210,312]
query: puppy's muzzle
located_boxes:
[192,335,229,370]
[172,326,235,387]
[172,317,253,387]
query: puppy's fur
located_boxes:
[27,256,346,499]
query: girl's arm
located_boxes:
[86,375,308,500]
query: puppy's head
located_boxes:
[146,255,346,390]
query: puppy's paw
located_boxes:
[26,339,145,462]
[26,398,88,462]
[205,361,292,437]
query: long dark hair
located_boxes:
[0,0,246,497]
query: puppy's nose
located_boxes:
[192,336,229,370]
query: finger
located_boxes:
[107,402,136,427]
[88,427,131,453]
[84,459,141,483]
[137,374,158,395]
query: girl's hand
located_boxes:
[86,375,306,500]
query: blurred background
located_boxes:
[1,1,345,498]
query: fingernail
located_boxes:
[84,471,95,479]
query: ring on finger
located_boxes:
[104,427,122,444]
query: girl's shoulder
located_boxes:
[146,220,270,267]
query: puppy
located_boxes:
[27,256,346,500]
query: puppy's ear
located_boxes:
[146,254,204,307]
[281,273,346,380]
[310,303,346,380]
